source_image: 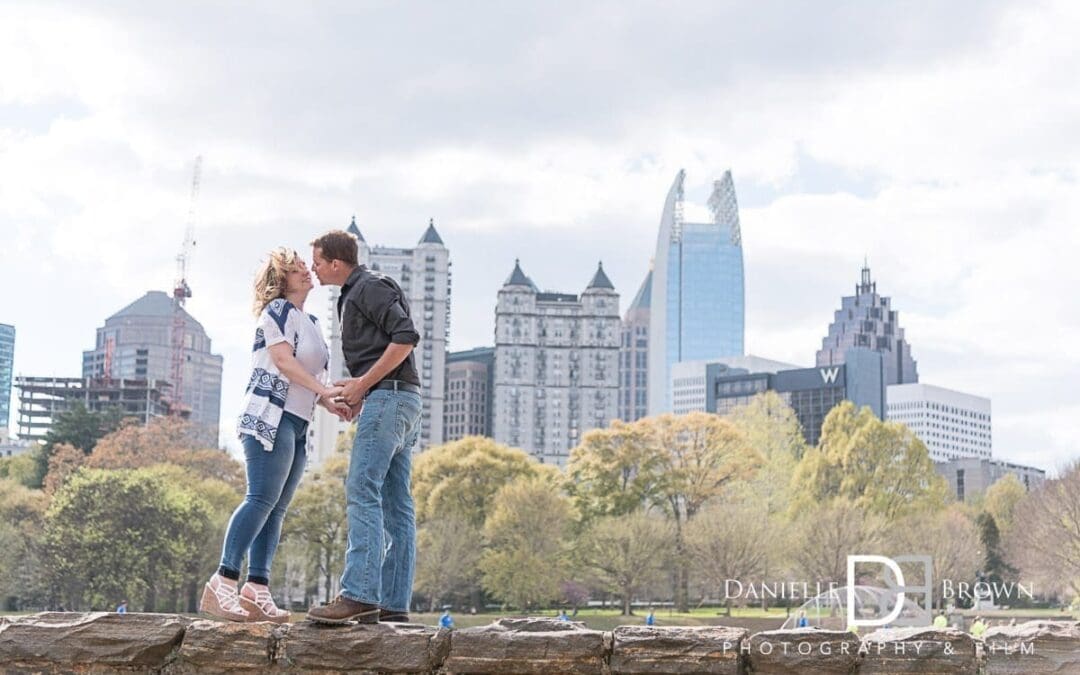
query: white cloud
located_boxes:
[1,0,1076,470]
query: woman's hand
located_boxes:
[318,386,353,420]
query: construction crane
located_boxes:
[169,155,202,416]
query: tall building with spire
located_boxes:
[314,216,451,464]
[817,263,918,386]
[493,259,620,466]
[647,170,746,414]
[619,269,651,421]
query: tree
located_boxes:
[41,467,215,612]
[790,499,886,586]
[0,478,49,609]
[0,451,40,488]
[1007,462,1080,601]
[43,443,85,495]
[479,476,575,611]
[284,455,349,604]
[727,391,808,462]
[889,504,982,609]
[686,498,770,615]
[567,421,661,521]
[982,473,1026,534]
[413,436,542,528]
[574,512,673,615]
[791,402,947,522]
[568,413,759,612]
[32,403,125,486]
[414,516,483,611]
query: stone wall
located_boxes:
[0,613,1076,674]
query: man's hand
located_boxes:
[318,386,353,421]
[335,377,371,407]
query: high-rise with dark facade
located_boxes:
[709,348,885,446]
[648,170,745,414]
[817,263,918,386]
[81,292,223,442]
[444,347,495,441]
[619,270,651,422]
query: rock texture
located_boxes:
[0,612,1078,674]
[982,620,1080,675]
[609,625,745,674]
[859,627,978,675]
[443,617,606,674]
[748,628,860,675]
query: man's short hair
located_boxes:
[310,230,359,266]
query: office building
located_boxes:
[493,259,620,466]
[935,457,1045,502]
[648,170,746,414]
[671,355,800,415]
[817,263,918,386]
[709,348,885,445]
[619,270,651,422]
[0,323,13,440]
[81,291,222,443]
[444,347,495,441]
[887,383,991,462]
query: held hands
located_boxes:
[318,386,353,421]
[334,377,371,408]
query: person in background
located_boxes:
[557,610,569,622]
[970,616,988,638]
[116,600,127,614]
[645,609,655,626]
[440,610,455,629]
[933,611,948,628]
[797,610,808,628]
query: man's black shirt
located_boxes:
[337,265,421,386]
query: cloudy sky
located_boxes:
[2,1,1077,471]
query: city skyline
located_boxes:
[2,2,1078,471]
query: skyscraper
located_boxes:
[81,291,223,442]
[493,260,620,466]
[618,269,651,422]
[0,323,14,439]
[318,217,451,458]
[444,347,495,442]
[647,170,746,414]
[816,263,918,386]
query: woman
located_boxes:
[200,248,348,622]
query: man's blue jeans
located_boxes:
[340,389,422,612]
[219,411,308,583]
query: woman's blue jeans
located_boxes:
[218,411,307,584]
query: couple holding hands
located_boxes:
[200,229,421,625]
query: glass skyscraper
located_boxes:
[647,170,746,414]
[0,323,13,436]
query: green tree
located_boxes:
[0,451,41,488]
[285,455,349,604]
[568,413,759,612]
[413,436,542,528]
[0,478,49,609]
[33,403,125,486]
[575,512,673,615]
[982,473,1026,534]
[41,467,214,611]
[414,515,483,611]
[480,476,575,611]
[791,402,947,521]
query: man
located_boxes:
[306,229,422,624]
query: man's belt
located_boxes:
[371,380,421,395]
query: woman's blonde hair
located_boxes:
[253,247,301,316]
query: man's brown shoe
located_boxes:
[306,595,379,625]
[379,609,410,622]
